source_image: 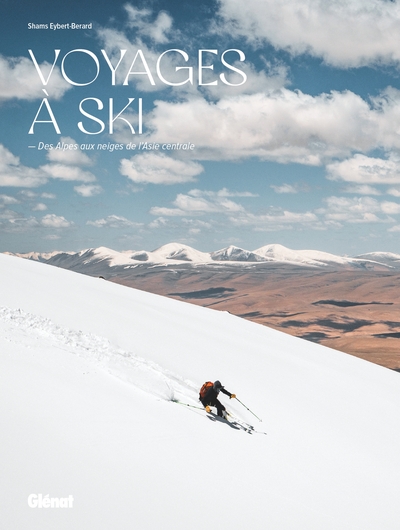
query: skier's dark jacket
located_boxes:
[200,384,232,407]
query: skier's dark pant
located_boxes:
[206,397,226,417]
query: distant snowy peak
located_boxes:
[355,252,400,267]
[211,245,267,262]
[253,244,394,269]
[151,243,211,263]
[89,247,140,266]
[254,244,316,264]
[254,244,334,267]
[254,243,291,258]
[66,247,137,267]
[6,243,400,271]
[3,250,73,262]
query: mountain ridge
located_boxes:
[5,242,400,274]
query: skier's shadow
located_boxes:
[206,412,241,430]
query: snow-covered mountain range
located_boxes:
[6,242,400,277]
[2,252,400,529]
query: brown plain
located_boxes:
[110,264,400,371]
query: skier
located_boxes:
[199,380,236,418]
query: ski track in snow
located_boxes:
[0,306,199,405]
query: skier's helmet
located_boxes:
[213,380,222,390]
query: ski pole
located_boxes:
[235,397,262,422]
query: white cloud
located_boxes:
[120,153,203,185]
[202,60,289,99]
[17,190,56,202]
[327,154,400,184]
[32,203,47,211]
[148,217,169,229]
[0,194,19,205]
[149,206,187,217]
[40,214,73,228]
[95,24,180,92]
[0,144,97,188]
[95,27,158,91]
[87,215,141,229]
[182,218,212,230]
[0,145,48,187]
[320,196,400,223]
[124,6,173,44]
[18,190,38,199]
[147,215,212,236]
[150,188,247,217]
[381,201,400,215]
[95,7,400,166]
[176,193,244,213]
[217,0,400,68]
[151,198,242,216]
[230,209,319,230]
[41,164,96,183]
[387,187,400,197]
[2,212,73,232]
[148,188,320,233]
[7,217,39,230]
[271,184,298,194]
[342,185,381,196]
[74,184,103,197]
[97,9,276,99]
[46,137,93,166]
[189,188,258,198]
[0,208,18,220]
[150,187,400,232]
[0,54,70,101]
[112,83,400,166]
[145,88,384,164]
[97,9,289,101]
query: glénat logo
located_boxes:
[28,493,74,508]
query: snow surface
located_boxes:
[2,253,400,529]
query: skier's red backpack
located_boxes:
[199,381,213,400]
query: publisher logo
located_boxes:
[28,494,74,508]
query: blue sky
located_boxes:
[2,0,400,255]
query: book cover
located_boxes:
[2,1,400,528]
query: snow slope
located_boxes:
[2,253,400,529]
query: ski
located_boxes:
[225,412,255,433]
[206,410,254,434]
[171,399,267,435]
[226,411,267,436]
